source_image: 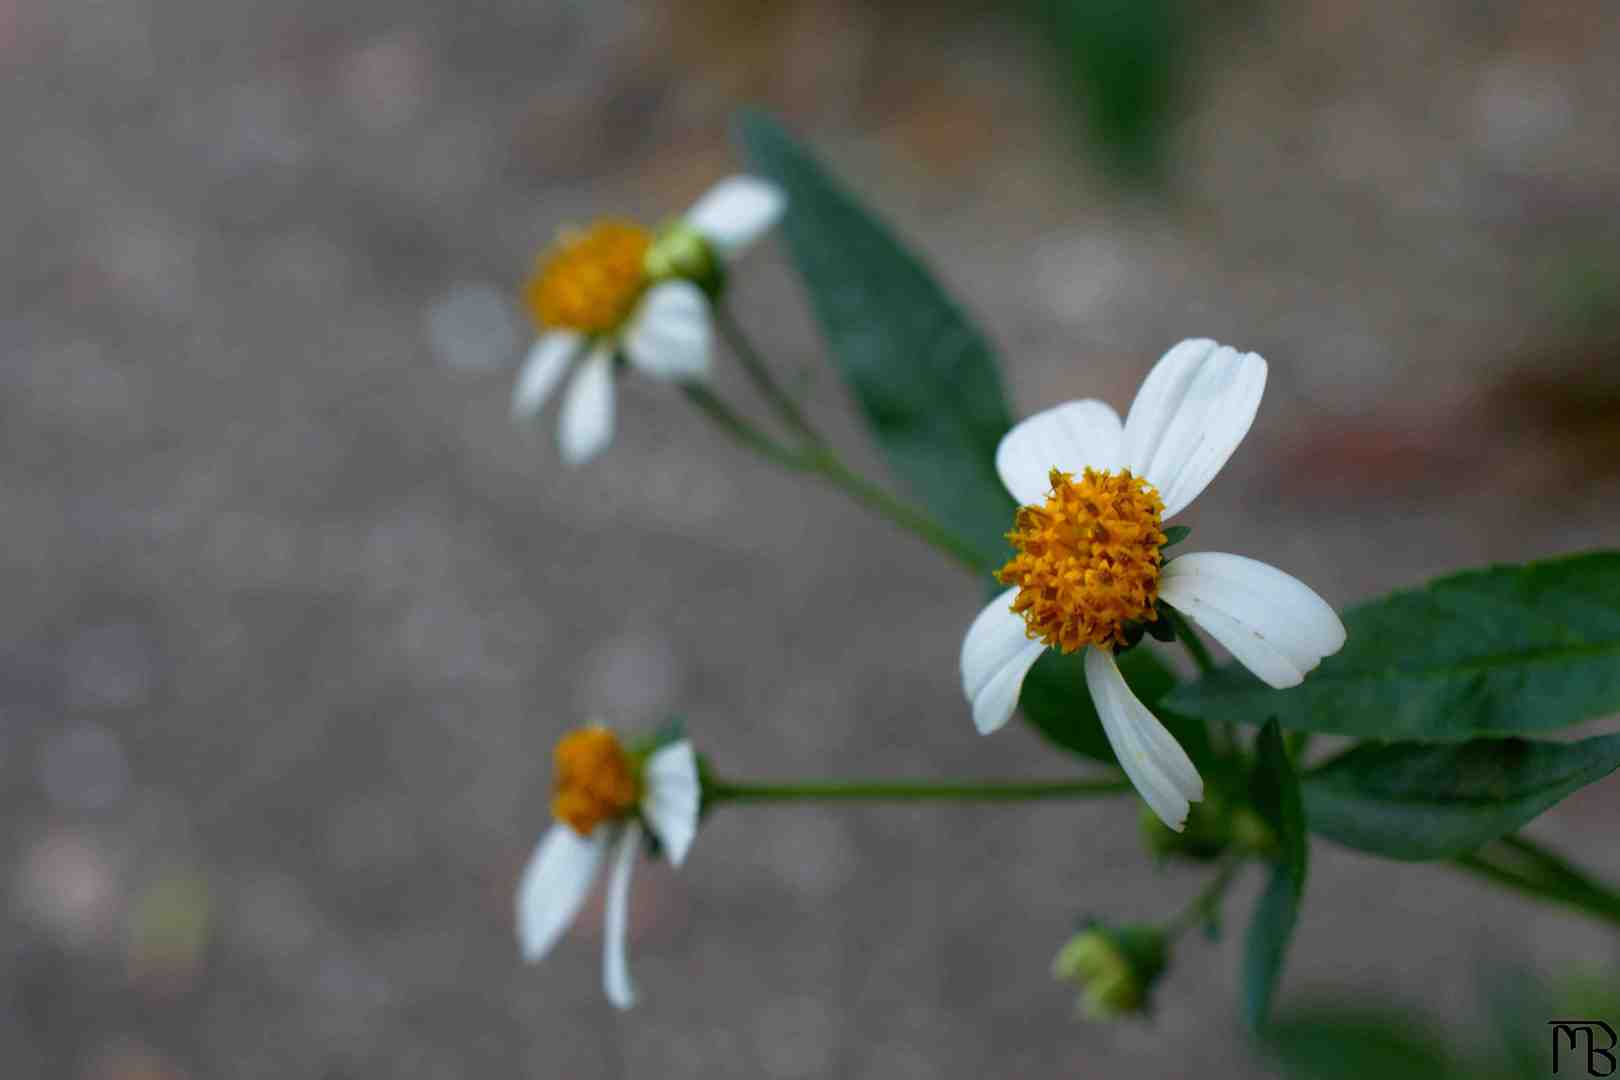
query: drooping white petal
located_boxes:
[511,332,581,420]
[602,822,641,1010]
[1083,647,1203,831]
[557,344,616,465]
[994,399,1124,505]
[641,739,700,867]
[683,176,786,259]
[622,281,712,381]
[1121,339,1267,519]
[961,587,1046,735]
[1159,552,1346,689]
[516,824,607,962]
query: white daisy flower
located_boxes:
[512,176,786,465]
[515,726,701,1009]
[960,339,1346,831]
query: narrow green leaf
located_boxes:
[1303,733,1620,861]
[1168,551,1620,741]
[737,112,1017,569]
[1244,720,1308,1031]
[1161,524,1191,548]
[1264,1005,1465,1080]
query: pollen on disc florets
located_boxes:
[551,726,640,836]
[997,467,1168,652]
[525,220,652,335]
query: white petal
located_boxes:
[510,332,581,420]
[1084,647,1203,831]
[557,345,616,465]
[994,399,1124,505]
[515,824,606,963]
[683,175,786,259]
[1159,552,1346,689]
[960,588,1046,735]
[641,740,700,867]
[602,822,641,1010]
[1121,339,1267,518]
[622,281,712,381]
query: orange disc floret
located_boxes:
[997,467,1167,651]
[551,726,639,836]
[524,220,652,334]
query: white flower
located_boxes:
[960,339,1346,830]
[516,733,701,1008]
[512,176,786,465]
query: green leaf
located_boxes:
[1302,733,1620,861]
[737,112,1017,569]
[1168,551,1620,741]
[1161,525,1191,548]
[1244,720,1308,1031]
[1263,1005,1464,1080]
[1019,646,1210,767]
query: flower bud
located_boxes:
[645,222,723,295]
[1053,923,1167,1019]
[1140,793,1231,860]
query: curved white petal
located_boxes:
[602,822,641,1010]
[511,332,581,420]
[994,399,1124,505]
[961,588,1046,735]
[1083,647,1203,831]
[557,345,616,465]
[684,176,786,259]
[623,281,712,381]
[516,824,607,963]
[1159,552,1346,689]
[641,739,700,867]
[1122,339,1267,519]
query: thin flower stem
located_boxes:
[1451,836,1620,930]
[682,384,989,573]
[707,776,1132,805]
[803,449,989,573]
[1164,855,1247,939]
[716,306,824,447]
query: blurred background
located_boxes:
[5,0,1620,1076]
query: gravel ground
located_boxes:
[5,1,1620,1076]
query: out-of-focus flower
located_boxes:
[960,340,1346,830]
[1053,922,1167,1019]
[512,177,786,465]
[515,726,700,1009]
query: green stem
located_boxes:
[708,776,1131,805]
[1164,855,1246,938]
[716,306,824,447]
[683,385,988,573]
[805,449,988,573]
[1451,835,1620,930]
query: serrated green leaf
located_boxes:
[736,112,1016,570]
[1168,551,1620,741]
[1302,733,1620,861]
[1244,720,1307,1031]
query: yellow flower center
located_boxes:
[997,467,1167,652]
[524,220,652,334]
[551,726,640,836]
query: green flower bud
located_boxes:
[1053,923,1168,1019]
[644,222,724,295]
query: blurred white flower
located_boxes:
[961,339,1346,830]
[512,177,786,465]
[516,727,700,1009]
